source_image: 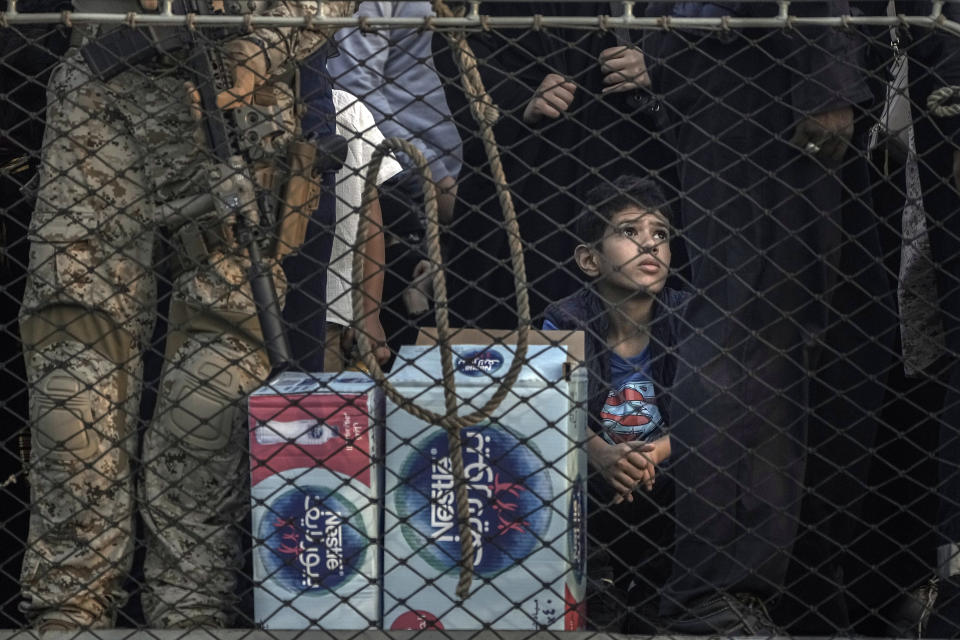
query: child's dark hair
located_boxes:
[575,175,672,245]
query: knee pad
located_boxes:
[161,350,243,452]
[24,315,135,466]
[32,371,99,463]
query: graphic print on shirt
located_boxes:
[600,380,664,444]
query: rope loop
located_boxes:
[351,1,530,599]
[355,136,529,599]
[356,139,528,440]
[928,85,960,118]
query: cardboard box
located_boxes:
[382,330,587,630]
[248,372,383,629]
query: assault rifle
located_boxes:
[81,1,347,373]
[183,25,294,372]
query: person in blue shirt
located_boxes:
[542,175,689,631]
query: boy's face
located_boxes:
[577,206,671,296]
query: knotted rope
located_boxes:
[928,85,960,118]
[352,2,530,599]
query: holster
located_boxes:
[272,134,348,259]
[274,140,321,260]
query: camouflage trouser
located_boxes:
[18,49,285,628]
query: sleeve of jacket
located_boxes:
[327,3,394,125]
[542,302,566,331]
[329,3,464,181]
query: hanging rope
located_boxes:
[354,139,529,599]
[928,85,960,117]
[352,4,531,599]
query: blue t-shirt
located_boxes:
[599,348,665,444]
[541,318,665,442]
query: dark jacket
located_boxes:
[645,0,872,114]
[543,286,691,435]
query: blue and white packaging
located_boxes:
[383,337,587,630]
[248,372,383,629]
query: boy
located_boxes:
[542,175,688,631]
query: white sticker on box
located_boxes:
[254,418,341,446]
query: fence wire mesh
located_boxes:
[1,0,960,636]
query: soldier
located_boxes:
[18,0,351,630]
[0,0,72,626]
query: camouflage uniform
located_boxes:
[18,1,351,629]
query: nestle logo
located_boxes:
[456,349,504,376]
[395,424,553,576]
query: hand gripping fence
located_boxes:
[351,0,532,594]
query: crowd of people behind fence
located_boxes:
[1,0,960,635]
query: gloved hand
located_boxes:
[217,38,270,110]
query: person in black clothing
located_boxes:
[639,0,874,633]
[815,4,960,636]
[432,1,677,330]
[885,2,960,635]
[769,7,907,629]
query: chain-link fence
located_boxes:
[1,0,960,635]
